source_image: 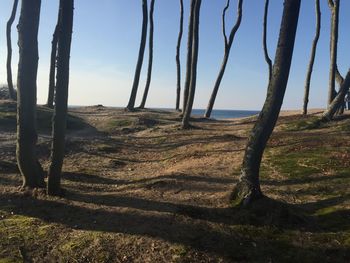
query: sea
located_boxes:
[190,109,259,119]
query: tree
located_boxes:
[126,0,148,111]
[175,0,184,111]
[302,0,321,115]
[204,0,243,118]
[6,0,19,101]
[182,0,201,129]
[182,0,196,113]
[139,0,156,109]
[16,0,45,189]
[327,0,340,107]
[321,70,350,122]
[47,0,74,196]
[230,0,301,206]
[46,9,61,108]
[263,0,272,82]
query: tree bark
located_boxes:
[182,0,196,113]
[182,0,201,129]
[231,0,301,207]
[175,0,184,111]
[139,0,155,109]
[302,0,321,115]
[126,0,148,111]
[327,0,339,107]
[47,0,74,196]
[263,0,272,82]
[321,70,350,122]
[16,0,45,189]
[46,10,61,109]
[204,0,243,118]
[6,0,19,101]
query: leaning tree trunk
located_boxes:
[47,0,74,196]
[6,0,19,101]
[302,0,321,115]
[231,0,301,207]
[263,0,272,82]
[126,0,148,111]
[46,10,60,109]
[182,0,196,113]
[321,70,350,122]
[16,0,45,189]
[327,0,339,107]
[204,0,243,118]
[182,0,201,129]
[175,0,184,111]
[139,0,155,109]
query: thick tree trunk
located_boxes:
[322,70,350,122]
[6,0,19,101]
[182,0,196,113]
[139,0,155,109]
[302,0,320,115]
[231,0,301,207]
[175,0,184,111]
[204,0,242,118]
[126,0,148,111]
[327,0,339,107]
[47,0,74,196]
[263,0,272,82]
[182,0,201,129]
[46,12,60,109]
[16,0,45,189]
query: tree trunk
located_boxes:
[175,0,184,111]
[327,0,339,107]
[46,11,60,109]
[302,0,321,115]
[47,0,74,196]
[6,0,19,101]
[139,0,155,109]
[182,0,196,112]
[16,0,45,189]
[204,0,243,118]
[126,0,148,111]
[263,0,272,82]
[321,70,350,122]
[182,0,201,129]
[231,0,301,207]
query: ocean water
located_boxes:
[190,109,259,119]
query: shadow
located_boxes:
[1,193,349,261]
[62,172,128,185]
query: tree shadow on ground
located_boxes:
[1,192,349,261]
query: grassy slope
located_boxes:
[0,101,349,263]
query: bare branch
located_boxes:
[263,0,272,81]
[222,0,230,48]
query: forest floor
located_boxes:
[0,99,350,262]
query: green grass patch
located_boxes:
[283,116,322,131]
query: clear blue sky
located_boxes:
[0,0,349,110]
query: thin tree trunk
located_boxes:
[327,0,339,107]
[182,0,201,129]
[231,0,301,206]
[139,0,155,109]
[182,0,196,112]
[46,11,60,109]
[322,70,350,122]
[175,0,184,111]
[126,0,148,111]
[204,0,243,118]
[302,0,321,115]
[6,0,19,101]
[263,0,272,82]
[16,0,45,189]
[47,0,74,196]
